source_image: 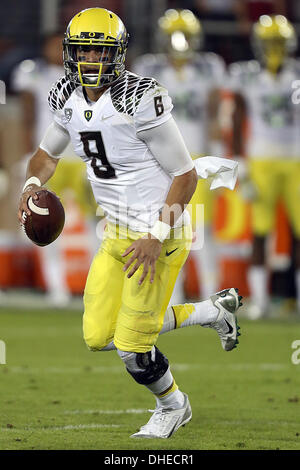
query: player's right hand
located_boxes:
[18,184,41,224]
[122,234,162,285]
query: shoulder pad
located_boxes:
[197,52,224,66]
[17,58,39,75]
[133,54,168,82]
[48,75,77,112]
[228,60,260,78]
[134,53,167,69]
[132,54,167,78]
[110,71,158,116]
[193,52,224,75]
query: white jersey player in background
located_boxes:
[133,9,226,303]
[12,33,66,153]
[228,14,300,318]
[18,8,242,439]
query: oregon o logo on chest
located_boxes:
[84,110,93,121]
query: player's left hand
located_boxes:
[122,234,162,285]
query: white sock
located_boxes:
[160,307,176,334]
[193,226,219,299]
[40,239,69,297]
[155,388,185,410]
[101,341,116,351]
[247,265,269,311]
[180,299,219,327]
[295,269,300,312]
[144,365,184,410]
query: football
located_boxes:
[22,190,65,247]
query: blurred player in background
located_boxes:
[133,9,226,304]
[18,8,242,438]
[12,32,93,306]
[229,14,300,318]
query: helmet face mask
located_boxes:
[168,30,201,60]
[259,37,286,73]
[252,15,297,74]
[63,41,124,87]
[63,8,129,88]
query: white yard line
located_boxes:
[1,424,122,432]
[0,290,83,310]
[3,363,291,374]
[48,424,122,431]
[63,409,147,415]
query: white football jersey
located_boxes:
[12,59,76,159]
[48,71,190,232]
[228,59,300,159]
[132,53,225,156]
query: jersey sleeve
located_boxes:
[227,60,261,93]
[52,109,67,129]
[39,121,70,158]
[134,84,173,133]
[138,117,195,177]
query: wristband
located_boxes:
[22,176,41,193]
[149,220,171,243]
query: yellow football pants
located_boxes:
[83,223,192,353]
[249,159,300,237]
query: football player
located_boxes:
[18,8,242,438]
[229,14,300,318]
[133,9,226,302]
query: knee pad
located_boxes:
[117,346,169,385]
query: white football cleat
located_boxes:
[130,393,192,439]
[208,288,242,351]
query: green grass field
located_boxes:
[0,307,300,450]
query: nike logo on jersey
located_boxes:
[224,319,233,334]
[166,248,178,257]
[101,113,114,120]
